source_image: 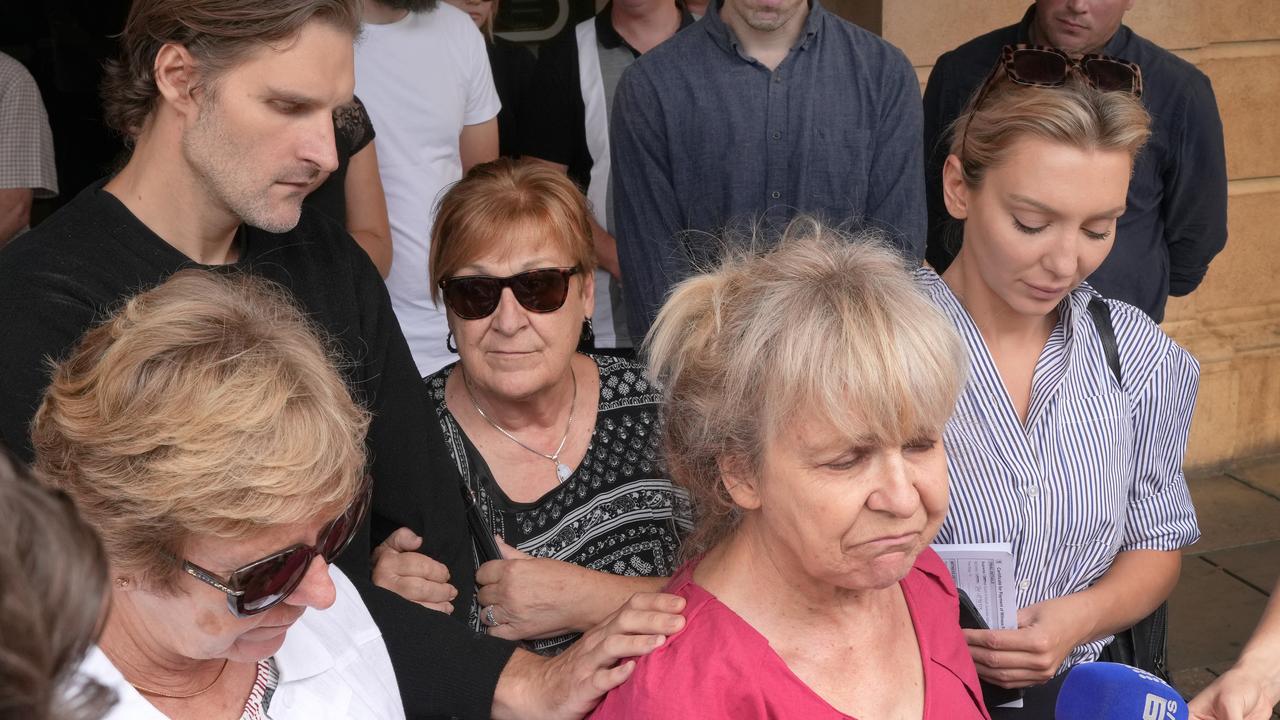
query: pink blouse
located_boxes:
[590,548,990,719]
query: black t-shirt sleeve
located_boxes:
[336,95,377,159]
[518,33,587,176]
[304,96,377,227]
[335,233,517,718]
[0,240,103,461]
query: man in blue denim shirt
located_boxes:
[923,1,1228,323]
[610,0,925,341]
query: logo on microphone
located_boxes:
[1143,693,1178,720]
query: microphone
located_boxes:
[1054,662,1187,720]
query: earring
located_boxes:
[446,331,458,353]
[114,578,129,589]
[579,317,595,349]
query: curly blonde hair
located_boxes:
[32,270,370,591]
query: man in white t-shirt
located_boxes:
[357,0,500,375]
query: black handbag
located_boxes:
[1098,603,1170,681]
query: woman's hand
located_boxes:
[370,527,458,614]
[1189,664,1280,720]
[491,592,687,720]
[965,594,1093,688]
[968,550,1182,689]
[477,539,592,639]
[477,537,669,640]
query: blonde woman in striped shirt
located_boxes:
[923,51,1200,716]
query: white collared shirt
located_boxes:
[79,566,405,719]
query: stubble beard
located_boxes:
[182,97,305,235]
[734,1,800,34]
[744,15,784,31]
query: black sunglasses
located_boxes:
[961,44,1143,157]
[439,267,580,320]
[182,477,371,618]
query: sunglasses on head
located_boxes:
[439,267,580,321]
[182,477,371,618]
[961,44,1143,156]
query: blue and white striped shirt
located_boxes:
[917,268,1201,670]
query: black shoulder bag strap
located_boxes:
[1087,297,1123,388]
[1086,296,1171,680]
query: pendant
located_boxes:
[556,462,573,482]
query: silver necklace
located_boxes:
[462,364,578,482]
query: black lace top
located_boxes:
[304,95,376,227]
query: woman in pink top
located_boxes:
[590,227,990,720]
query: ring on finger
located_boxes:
[484,604,501,626]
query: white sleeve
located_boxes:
[328,566,408,719]
[1109,301,1202,552]
[461,22,500,126]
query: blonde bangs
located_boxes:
[766,278,966,451]
[647,219,967,556]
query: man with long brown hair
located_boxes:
[0,1,683,717]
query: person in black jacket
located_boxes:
[922,0,1228,323]
[441,0,536,158]
[0,0,684,717]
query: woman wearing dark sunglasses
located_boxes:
[372,158,691,655]
[921,51,1200,716]
[30,270,404,719]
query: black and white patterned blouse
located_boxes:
[424,354,692,655]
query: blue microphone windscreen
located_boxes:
[1054,662,1186,720]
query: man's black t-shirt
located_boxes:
[0,182,515,718]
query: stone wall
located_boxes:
[832,0,1280,471]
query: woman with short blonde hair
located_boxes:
[35,271,368,590]
[33,269,403,719]
[647,219,969,558]
[592,222,989,719]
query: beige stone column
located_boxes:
[833,0,1280,471]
